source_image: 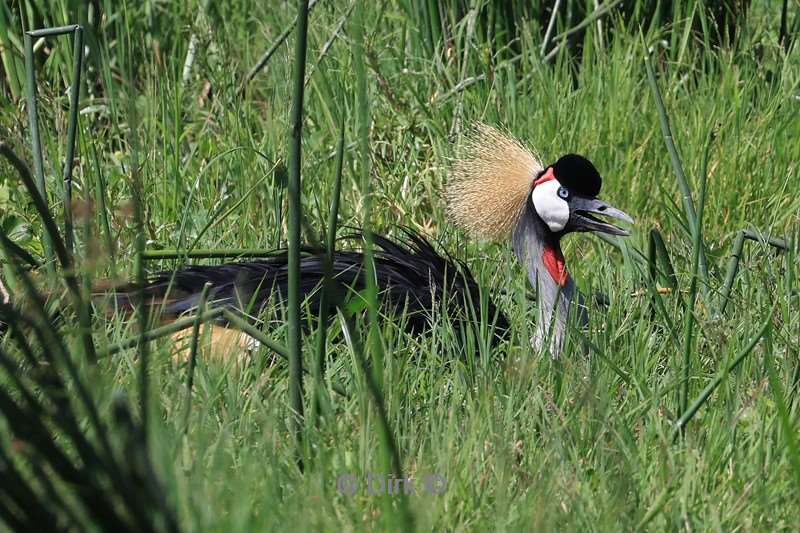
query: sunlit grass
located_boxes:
[1,0,799,530]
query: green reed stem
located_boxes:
[62,26,83,255]
[643,35,709,290]
[24,32,55,272]
[102,309,225,357]
[717,228,789,316]
[142,248,277,260]
[287,0,310,468]
[718,230,746,315]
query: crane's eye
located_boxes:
[557,187,570,200]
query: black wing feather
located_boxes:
[110,229,508,344]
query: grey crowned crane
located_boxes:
[109,124,633,357]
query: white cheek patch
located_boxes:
[531,179,569,232]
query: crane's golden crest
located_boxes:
[445,123,543,240]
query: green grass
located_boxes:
[1,0,800,530]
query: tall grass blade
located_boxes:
[351,2,413,527]
[679,127,710,429]
[649,229,678,290]
[0,142,96,362]
[313,122,345,422]
[338,310,414,529]
[671,304,776,442]
[763,329,800,492]
[241,0,320,91]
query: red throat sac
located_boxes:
[542,243,569,287]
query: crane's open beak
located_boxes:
[567,196,633,236]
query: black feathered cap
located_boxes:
[551,154,602,197]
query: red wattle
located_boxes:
[542,243,569,287]
[532,167,556,189]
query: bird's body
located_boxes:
[107,230,509,348]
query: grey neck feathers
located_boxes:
[512,201,584,357]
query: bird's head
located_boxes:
[530,154,633,237]
[446,124,633,241]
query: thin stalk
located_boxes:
[742,229,789,250]
[62,26,83,255]
[540,0,562,56]
[182,283,211,434]
[27,25,80,38]
[313,123,345,423]
[241,0,320,90]
[352,0,384,392]
[287,0,310,468]
[696,124,715,299]
[102,308,225,357]
[142,248,277,260]
[643,35,709,289]
[671,304,775,442]
[717,228,789,316]
[305,1,355,87]
[123,26,149,440]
